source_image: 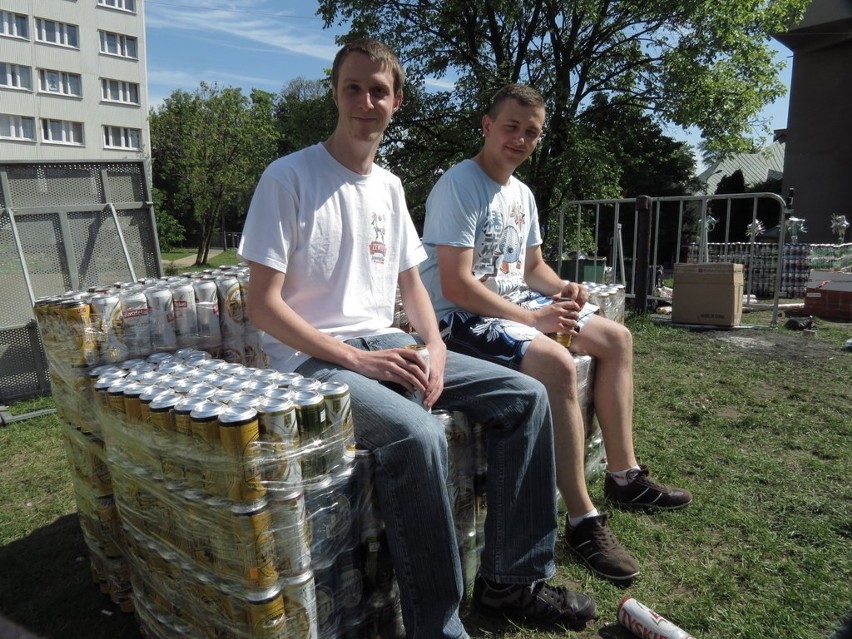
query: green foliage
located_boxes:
[276,76,337,156]
[149,83,280,264]
[151,187,185,251]
[318,0,808,237]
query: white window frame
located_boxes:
[0,62,33,91]
[34,18,79,49]
[100,78,140,105]
[97,0,136,13]
[98,30,138,59]
[0,114,36,141]
[41,118,84,145]
[1,11,29,40]
[38,69,82,97]
[103,125,141,150]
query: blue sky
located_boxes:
[144,0,793,166]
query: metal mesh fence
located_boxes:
[0,160,160,403]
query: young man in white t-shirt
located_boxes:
[420,84,692,583]
[238,41,596,638]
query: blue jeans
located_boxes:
[296,332,557,639]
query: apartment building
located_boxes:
[0,0,150,162]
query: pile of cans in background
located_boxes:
[34,266,606,639]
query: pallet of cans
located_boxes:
[36,268,603,638]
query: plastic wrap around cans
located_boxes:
[224,500,279,590]
[293,390,330,479]
[145,286,177,351]
[119,288,151,358]
[169,281,198,348]
[192,277,221,348]
[314,557,342,639]
[281,570,319,639]
[219,405,265,503]
[216,275,246,336]
[89,293,128,363]
[257,396,302,490]
[60,298,98,367]
[244,584,288,639]
[268,489,312,577]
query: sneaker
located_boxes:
[472,574,597,630]
[565,513,640,581]
[605,465,693,510]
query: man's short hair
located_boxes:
[488,84,545,118]
[331,38,406,96]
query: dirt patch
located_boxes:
[706,328,848,363]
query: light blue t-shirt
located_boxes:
[420,159,543,321]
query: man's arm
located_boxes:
[245,260,430,396]
[436,245,573,335]
[524,245,590,306]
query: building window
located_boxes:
[101,78,139,104]
[1,11,29,39]
[99,30,137,59]
[39,69,82,97]
[34,18,79,48]
[0,62,33,90]
[103,125,141,150]
[41,118,84,145]
[0,114,36,141]
[98,0,136,12]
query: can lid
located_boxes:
[277,372,304,387]
[150,390,181,411]
[318,380,349,395]
[257,396,294,414]
[190,399,225,420]
[218,404,258,425]
[292,389,324,406]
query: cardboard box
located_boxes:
[672,263,744,327]
[803,270,852,320]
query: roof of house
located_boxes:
[697,138,786,194]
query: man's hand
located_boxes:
[558,281,590,307]
[349,343,444,409]
[532,297,581,335]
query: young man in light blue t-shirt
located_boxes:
[420,83,692,583]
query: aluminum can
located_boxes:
[106,377,133,417]
[94,372,126,413]
[617,597,696,639]
[121,381,147,425]
[257,396,302,489]
[404,343,429,407]
[268,489,312,577]
[281,571,319,639]
[169,280,198,348]
[314,557,342,639]
[60,298,98,367]
[320,380,353,454]
[293,390,329,479]
[244,584,288,639]
[289,376,322,393]
[216,274,246,336]
[119,287,151,358]
[350,446,381,536]
[219,405,266,502]
[145,285,177,351]
[89,292,128,363]
[190,400,226,495]
[335,546,366,629]
[193,276,221,352]
[224,499,279,589]
[277,372,304,388]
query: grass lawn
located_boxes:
[1,309,850,638]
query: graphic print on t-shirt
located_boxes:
[472,197,527,296]
[369,211,387,264]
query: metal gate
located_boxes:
[0,160,161,402]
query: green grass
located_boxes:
[1,310,850,638]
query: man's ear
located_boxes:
[481,114,492,136]
[393,92,403,113]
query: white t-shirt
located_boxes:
[238,143,426,371]
[420,159,543,321]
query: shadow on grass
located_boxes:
[0,515,142,639]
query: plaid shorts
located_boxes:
[438,290,598,369]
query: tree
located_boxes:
[276,77,338,156]
[317,0,808,242]
[149,83,279,264]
